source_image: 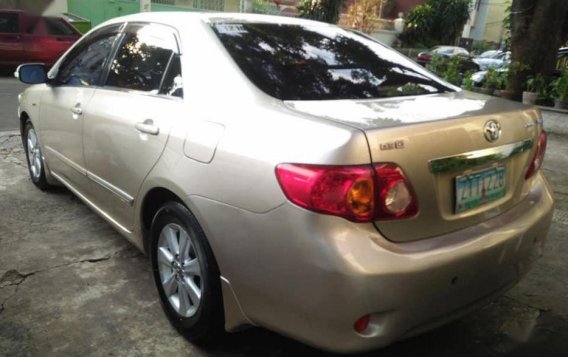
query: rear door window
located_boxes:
[0,13,19,33]
[211,22,453,101]
[106,23,179,94]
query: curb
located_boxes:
[538,106,568,115]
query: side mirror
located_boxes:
[15,64,47,84]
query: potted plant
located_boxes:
[481,68,499,95]
[550,68,568,109]
[500,61,528,100]
[462,71,476,91]
[523,74,545,105]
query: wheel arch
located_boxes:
[19,111,30,137]
[140,186,183,254]
[140,185,250,330]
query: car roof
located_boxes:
[98,11,332,29]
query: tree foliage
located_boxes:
[345,0,380,34]
[509,0,568,97]
[297,0,344,24]
[400,0,471,48]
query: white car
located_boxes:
[474,50,511,70]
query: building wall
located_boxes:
[223,0,240,12]
[43,0,68,15]
[468,0,510,44]
[482,0,509,43]
[0,0,52,14]
[341,0,426,19]
[393,0,426,16]
[67,0,211,27]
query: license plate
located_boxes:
[455,166,506,213]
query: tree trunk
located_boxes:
[510,0,568,98]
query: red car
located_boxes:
[0,9,81,67]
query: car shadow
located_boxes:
[193,297,568,357]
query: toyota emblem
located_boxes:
[484,120,501,142]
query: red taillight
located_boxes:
[275,163,418,222]
[525,131,547,180]
[417,53,432,61]
[275,164,375,222]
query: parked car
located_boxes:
[474,50,511,70]
[0,9,81,67]
[15,12,553,353]
[472,48,568,87]
[417,45,470,64]
[417,45,480,72]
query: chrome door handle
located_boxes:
[135,120,159,135]
[71,106,82,115]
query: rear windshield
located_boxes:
[211,22,453,101]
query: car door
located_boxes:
[82,23,182,230]
[0,11,23,64]
[40,24,122,189]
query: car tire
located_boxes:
[150,201,224,343]
[23,120,52,190]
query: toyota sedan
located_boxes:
[15,12,554,353]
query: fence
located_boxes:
[152,0,225,12]
[67,0,232,27]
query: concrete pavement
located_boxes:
[1,121,568,355]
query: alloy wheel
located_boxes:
[157,223,202,317]
[26,127,42,180]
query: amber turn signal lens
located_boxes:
[346,178,374,216]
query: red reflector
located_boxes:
[525,131,547,180]
[354,314,370,333]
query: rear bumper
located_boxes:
[190,172,554,353]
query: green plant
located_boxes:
[500,61,529,90]
[297,0,344,24]
[252,0,272,14]
[345,0,381,33]
[426,53,445,76]
[471,41,495,55]
[525,74,545,93]
[443,56,462,85]
[400,0,472,47]
[550,68,568,101]
[483,68,503,90]
[426,54,465,86]
[462,71,474,90]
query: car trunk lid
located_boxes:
[284,91,543,242]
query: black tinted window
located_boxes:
[212,23,453,101]
[44,18,76,36]
[106,24,177,93]
[57,34,117,86]
[27,18,76,35]
[0,13,19,33]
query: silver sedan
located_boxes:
[15,12,553,353]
